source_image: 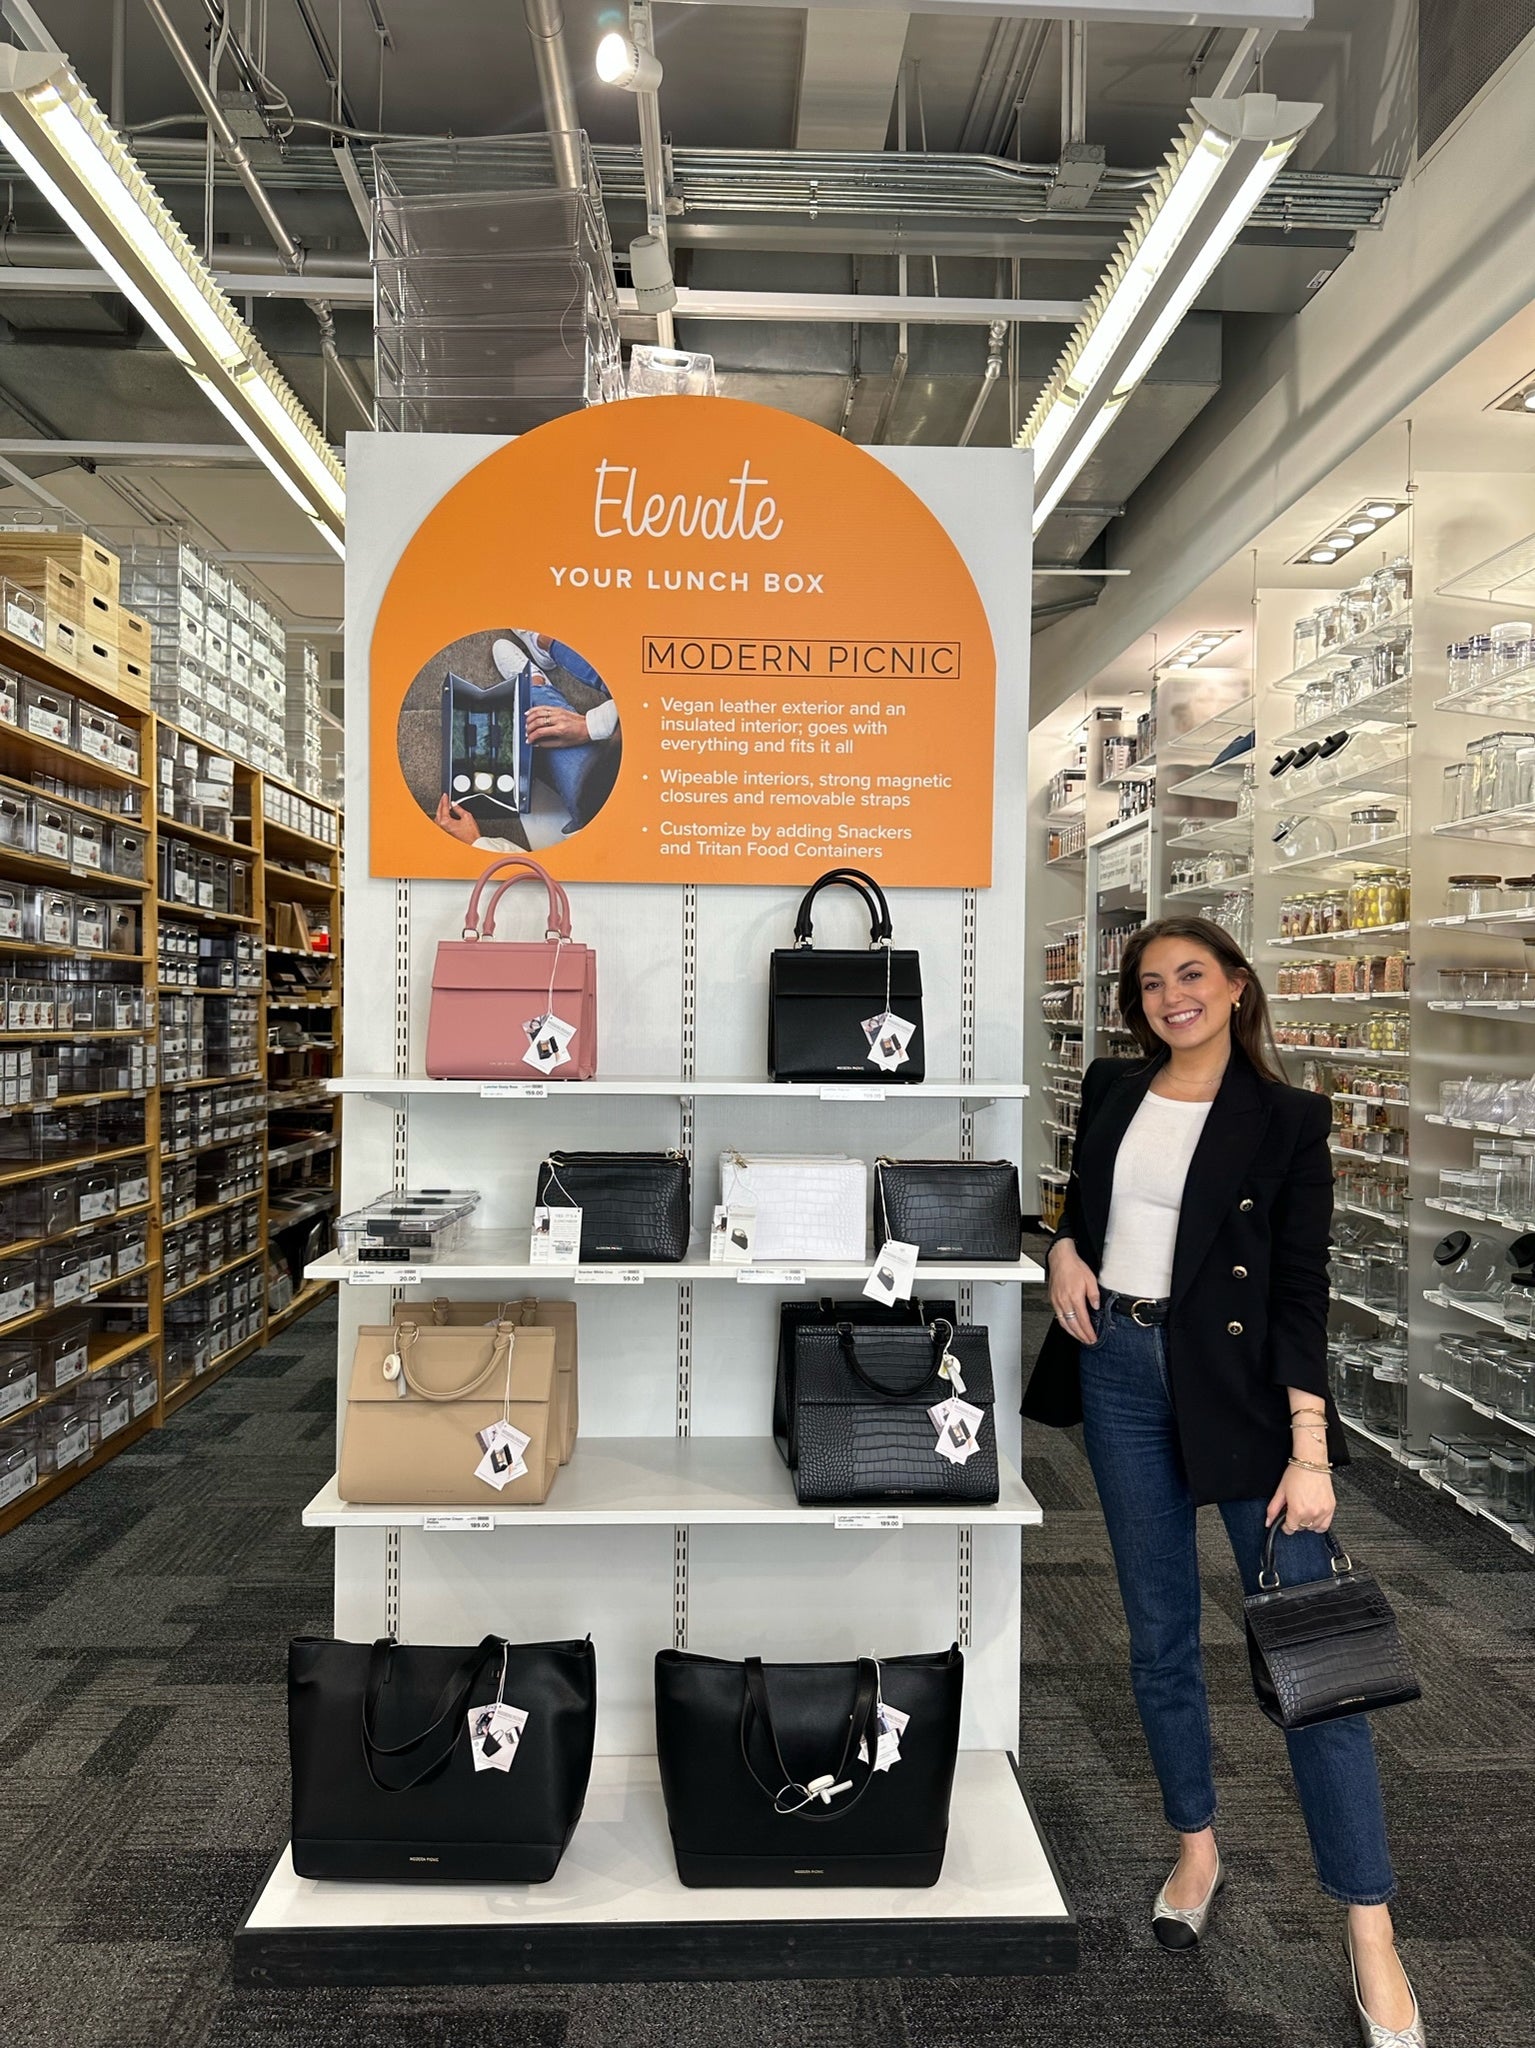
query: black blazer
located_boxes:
[1022,1044,1347,1505]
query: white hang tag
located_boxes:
[937,1346,967,1396]
[531,1203,581,1265]
[927,1396,985,1465]
[858,1700,910,1772]
[863,1238,918,1305]
[709,1204,757,1264]
[522,1010,576,1075]
[468,1701,529,1773]
[381,1347,408,1400]
[473,1418,532,1491]
[861,1010,915,1073]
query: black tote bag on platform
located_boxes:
[654,1644,964,1887]
[288,1633,597,1881]
[767,867,925,1084]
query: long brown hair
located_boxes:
[1115,917,1285,1083]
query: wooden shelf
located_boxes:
[155,809,254,855]
[0,1406,156,1540]
[155,898,260,928]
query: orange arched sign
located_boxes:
[369,397,996,885]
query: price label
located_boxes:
[820,1085,886,1102]
[347,1267,420,1286]
[576,1265,643,1285]
[737,1267,806,1286]
[480,1081,548,1098]
[422,1512,495,1532]
[833,1510,904,1531]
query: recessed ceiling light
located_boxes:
[1289,498,1410,567]
[1487,371,1535,416]
[1524,388,1535,413]
[1154,627,1241,676]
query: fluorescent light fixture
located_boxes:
[596,31,662,91]
[1288,497,1409,568]
[0,48,345,556]
[1157,626,1241,674]
[1019,92,1319,534]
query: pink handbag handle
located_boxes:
[461,855,571,941]
[481,874,574,942]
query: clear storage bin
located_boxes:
[36,1399,90,1476]
[37,1314,89,1391]
[0,1254,37,1322]
[33,801,69,864]
[21,679,74,748]
[0,1419,38,1508]
[0,1342,38,1420]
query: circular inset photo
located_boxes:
[395,628,621,852]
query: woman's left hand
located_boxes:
[1265,1464,1335,1535]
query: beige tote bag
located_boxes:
[339,1320,559,1506]
[394,1296,578,1464]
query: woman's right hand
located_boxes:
[1047,1238,1100,1344]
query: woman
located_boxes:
[1023,917,1423,2047]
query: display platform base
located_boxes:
[234,1750,1075,1985]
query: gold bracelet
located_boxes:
[1290,1407,1327,1424]
[1287,1455,1333,1473]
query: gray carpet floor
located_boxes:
[2,1268,1532,2047]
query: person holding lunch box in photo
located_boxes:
[1023,916,1424,2048]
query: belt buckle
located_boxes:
[1130,1298,1157,1327]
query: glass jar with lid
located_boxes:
[1342,583,1375,640]
[1347,804,1399,847]
[1293,613,1320,672]
[1442,762,1474,822]
[1299,672,1333,726]
[1490,619,1534,683]
[1432,1230,1507,1303]
[1446,875,1503,918]
[1502,875,1535,911]
[1489,1447,1534,1523]
[1370,565,1399,623]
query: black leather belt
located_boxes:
[1114,1294,1169,1326]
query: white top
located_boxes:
[1097,1092,1213,1300]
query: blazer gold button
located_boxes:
[1232,1264,1248,1279]
[1238,1198,1254,1212]
[1227,1320,1243,1336]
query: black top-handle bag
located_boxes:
[1243,1524,1420,1730]
[767,867,925,1084]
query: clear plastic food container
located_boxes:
[337,1204,469,1264]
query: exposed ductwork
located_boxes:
[521,0,584,193]
[957,319,1007,447]
[140,0,374,428]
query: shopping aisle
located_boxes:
[0,1279,1530,2048]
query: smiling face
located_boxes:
[1133,935,1246,1056]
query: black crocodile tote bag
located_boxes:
[792,1317,998,1505]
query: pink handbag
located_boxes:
[425,855,598,1080]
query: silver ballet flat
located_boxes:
[1151,1851,1223,1950]
[1347,1930,1426,2047]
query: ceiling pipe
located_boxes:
[957,319,1007,447]
[522,0,584,193]
[141,0,374,429]
[0,229,374,277]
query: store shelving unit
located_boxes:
[0,656,343,1532]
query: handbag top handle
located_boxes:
[392,1321,516,1402]
[461,853,571,942]
[479,872,575,943]
[361,1632,505,1794]
[1259,1520,1354,1590]
[834,1317,955,1403]
[791,866,893,950]
[738,1654,882,1821]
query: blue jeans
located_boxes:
[527,680,614,832]
[1077,1291,1396,1905]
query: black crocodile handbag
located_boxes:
[774,1295,958,1468]
[873,1159,1022,1262]
[792,1317,998,1505]
[1243,1525,1420,1730]
[654,1644,964,1887]
[535,1151,690,1262]
[767,867,925,1084]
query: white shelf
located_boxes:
[1339,1412,1432,1469]
[1267,922,1409,949]
[1262,830,1411,878]
[1417,1465,1535,1551]
[1331,1143,1408,1171]
[1100,760,1156,788]
[1162,877,1252,900]
[302,1439,1044,1528]
[308,1235,1048,1287]
[1277,1044,1410,1065]
[1162,696,1253,760]
[1273,992,1409,1004]
[1424,1193,1535,1233]
[1432,807,1535,848]
[1086,812,1150,850]
[1166,759,1250,802]
[1330,1286,1406,1329]
[1427,998,1535,1016]
[1423,1287,1533,1340]
[238,1751,1070,1947]
[1438,533,1535,605]
[1271,681,1411,750]
[1418,1370,1535,1442]
[1426,1111,1535,1138]
[324,1076,1029,1102]
[1165,816,1252,853]
[1426,908,1535,937]
[1335,1197,1409,1230]
[1332,1090,1409,1108]
[1269,605,1414,693]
